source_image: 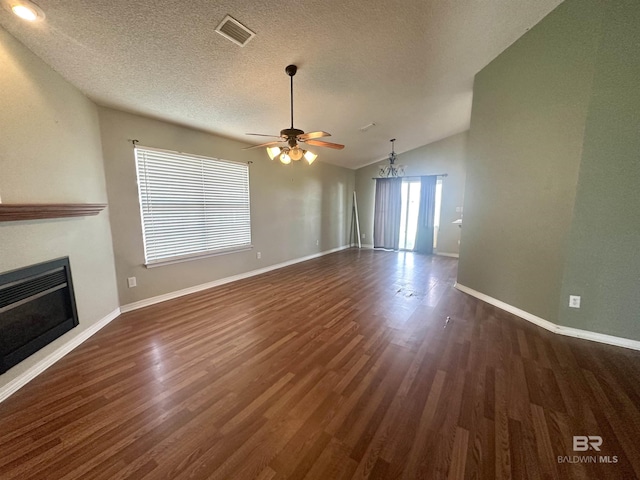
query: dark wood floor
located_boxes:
[1,250,639,480]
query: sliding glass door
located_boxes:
[433,178,442,250]
[399,180,421,250]
[398,178,443,252]
[375,176,443,253]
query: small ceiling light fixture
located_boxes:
[4,0,45,21]
[378,138,406,177]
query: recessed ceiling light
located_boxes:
[3,0,45,22]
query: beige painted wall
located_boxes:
[354,132,467,255]
[98,107,355,305]
[457,0,602,323]
[0,28,119,386]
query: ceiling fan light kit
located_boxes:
[265,145,316,165]
[244,65,344,166]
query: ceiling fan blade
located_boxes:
[242,141,283,150]
[297,131,331,141]
[304,139,345,150]
[245,133,283,138]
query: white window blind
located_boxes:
[134,146,251,266]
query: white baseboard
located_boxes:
[348,243,373,249]
[454,283,558,332]
[553,325,640,351]
[121,245,352,313]
[435,252,459,258]
[454,283,640,351]
[0,307,121,403]
[359,246,457,256]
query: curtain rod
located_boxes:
[372,174,448,180]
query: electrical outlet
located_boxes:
[361,234,366,239]
[316,239,319,246]
[569,295,581,308]
[256,251,261,259]
[127,277,137,288]
[456,206,463,213]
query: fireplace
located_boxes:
[0,257,79,374]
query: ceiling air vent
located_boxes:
[215,15,255,47]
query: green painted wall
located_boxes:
[459,0,640,341]
[458,0,603,323]
[558,0,640,339]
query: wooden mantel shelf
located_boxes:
[0,204,107,222]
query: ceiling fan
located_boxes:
[244,64,344,165]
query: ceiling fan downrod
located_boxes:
[285,64,297,130]
[280,65,303,145]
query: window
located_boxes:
[433,178,443,250]
[396,177,443,252]
[135,146,251,266]
[399,179,421,250]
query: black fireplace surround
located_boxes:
[0,257,79,374]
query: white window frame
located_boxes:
[134,146,252,267]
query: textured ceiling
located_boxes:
[0,0,563,168]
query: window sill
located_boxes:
[144,245,253,268]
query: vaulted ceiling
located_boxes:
[0,0,563,168]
